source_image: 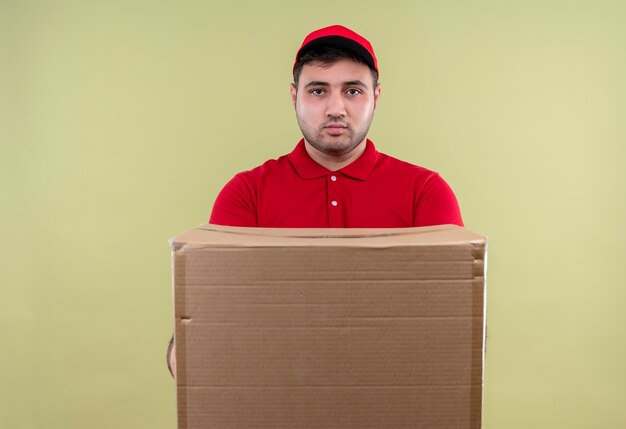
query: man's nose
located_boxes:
[326,92,346,118]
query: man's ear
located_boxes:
[290,83,297,107]
[374,82,381,106]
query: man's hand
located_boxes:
[167,335,176,378]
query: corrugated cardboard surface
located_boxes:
[171,224,487,429]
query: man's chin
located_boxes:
[302,131,366,156]
[319,144,357,156]
[314,137,361,155]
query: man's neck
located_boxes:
[304,139,367,171]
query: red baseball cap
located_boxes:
[293,25,379,76]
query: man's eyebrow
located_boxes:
[344,80,367,87]
[303,80,369,88]
[304,81,329,88]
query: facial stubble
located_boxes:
[295,104,375,156]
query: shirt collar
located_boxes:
[288,138,379,181]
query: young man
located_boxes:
[168,25,463,376]
[208,24,463,228]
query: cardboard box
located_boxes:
[171,224,487,429]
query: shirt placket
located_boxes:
[327,173,344,227]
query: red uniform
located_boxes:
[209,139,463,228]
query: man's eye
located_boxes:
[310,89,325,95]
[346,88,362,95]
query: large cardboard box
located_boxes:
[171,224,487,429]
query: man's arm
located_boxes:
[209,173,258,227]
[414,173,464,227]
[168,173,259,379]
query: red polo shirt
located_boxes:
[209,139,463,228]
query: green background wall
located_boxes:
[1,0,624,428]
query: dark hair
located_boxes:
[293,46,379,89]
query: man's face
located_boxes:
[291,59,381,157]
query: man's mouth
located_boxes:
[324,125,347,136]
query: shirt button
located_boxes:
[330,175,337,182]
[331,200,338,207]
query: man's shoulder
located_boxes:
[376,151,440,178]
[232,151,294,181]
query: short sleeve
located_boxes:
[209,173,258,227]
[413,173,464,227]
